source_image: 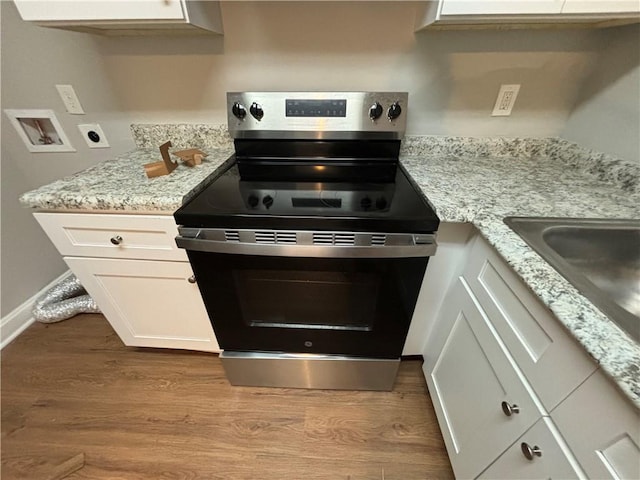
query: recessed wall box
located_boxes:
[4,109,75,153]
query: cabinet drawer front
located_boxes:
[425,279,541,480]
[552,370,640,480]
[35,213,187,261]
[463,235,596,411]
[478,417,583,479]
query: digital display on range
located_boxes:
[286,99,347,117]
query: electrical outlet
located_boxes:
[78,124,109,148]
[492,84,520,116]
[56,85,85,115]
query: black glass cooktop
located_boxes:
[175,159,440,234]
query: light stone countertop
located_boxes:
[19,147,234,212]
[19,129,640,407]
[400,142,639,408]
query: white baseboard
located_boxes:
[1,270,72,350]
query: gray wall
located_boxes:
[0,1,635,317]
[95,2,600,136]
[1,1,135,316]
[562,23,640,163]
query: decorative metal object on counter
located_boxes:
[33,274,100,323]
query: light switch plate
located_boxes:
[78,124,109,148]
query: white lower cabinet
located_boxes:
[422,232,640,479]
[551,370,640,480]
[34,212,219,353]
[425,278,541,479]
[66,257,219,352]
[478,417,583,479]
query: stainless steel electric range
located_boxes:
[175,92,440,391]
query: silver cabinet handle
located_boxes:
[521,442,542,460]
[187,275,196,284]
[110,235,123,245]
[501,401,520,416]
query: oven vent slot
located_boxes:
[255,231,276,244]
[371,234,387,246]
[276,232,297,244]
[312,232,356,246]
[334,233,356,245]
[255,231,297,244]
[225,230,240,242]
[313,233,334,245]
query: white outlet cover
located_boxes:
[492,84,521,117]
[56,84,85,115]
[78,124,109,148]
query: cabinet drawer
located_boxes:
[478,416,582,479]
[552,370,640,480]
[34,212,187,261]
[462,235,597,411]
[425,278,541,479]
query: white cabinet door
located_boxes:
[462,235,597,411]
[562,0,640,13]
[552,370,640,480]
[14,0,186,22]
[66,257,219,353]
[478,417,583,479]
[424,278,541,480]
[440,0,564,15]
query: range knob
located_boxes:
[248,194,259,208]
[250,102,264,120]
[360,197,372,210]
[232,102,247,120]
[387,102,402,121]
[262,195,274,209]
[375,197,388,210]
[369,102,383,121]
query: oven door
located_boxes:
[176,229,435,359]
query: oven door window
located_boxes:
[186,251,428,358]
[234,269,378,332]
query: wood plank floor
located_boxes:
[1,314,454,480]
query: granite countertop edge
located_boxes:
[19,137,640,408]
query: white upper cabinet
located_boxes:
[440,0,564,16]
[416,0,640,29]
[13,0,223,35]
[562,0,640,13]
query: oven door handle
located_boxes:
[175,235,436,258]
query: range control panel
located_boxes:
[239,181,394,214]
[227,92,408,140]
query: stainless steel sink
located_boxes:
[504,217,640,343]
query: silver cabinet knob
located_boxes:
[521,442,542,460]
[187,275,196,284]
[501,401,520,416]
[110,235,123,245]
